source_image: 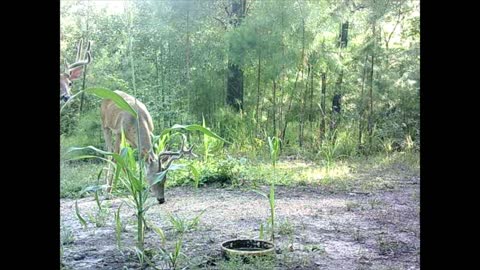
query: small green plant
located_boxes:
[132,247,146,267]
[167,210,205,235]
[377,236,399,256]
[188,163,201,189]
[60,224,75,245]
[149,222,167,246]
[159,237,186,270]
[353,228,364,242]
[202,115,216,163]
[74,200,88,229]
[87,189,109,227]
[70,132,153,251]
[346,201,360,212]
[304,244,325,253]
[87,208,109,227]
[114,203,126,250]
[278,219,294,236]
[267,136,280,242]
[368,198,382,209]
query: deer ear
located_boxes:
[69,66,84,80]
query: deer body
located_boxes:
[101,90,154,159]
[101,90,195,204]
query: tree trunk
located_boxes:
[273,80,277,136]
[278,6,286,138]
[368,24,376,148]
[186,8,191,112]
[330,70,343,143]
[358,54,369,151]
[299,64,310,147]
[154,49,161,127]
[309,64,314,131]
[320,72,326,143]
[79,19,89,115]
[226,0,246,112]
[162,43,167,127]
[226,64,244,111]
[280,70,300,142]
[186,9,190,82]
[256,51,261,134]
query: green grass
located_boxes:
[61,132,107,198]
[60,161,106,198]
[277,219,295,236]
[216,255,275,270]
[167,210,205,235]
[60,149,419,198]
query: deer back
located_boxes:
[101,90,154,157]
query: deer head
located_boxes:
[60,39,91,102]
[146,134,198,204]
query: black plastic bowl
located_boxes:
[221,239,275,258]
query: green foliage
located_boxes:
[197,157,241,187]
[61,0,419,160]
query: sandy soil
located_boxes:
[61,166,420,270]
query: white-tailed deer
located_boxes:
[101,90,196,204]
[60,39,91,102]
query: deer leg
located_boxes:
[102,127,113,152]
[106,131,122,193]
[102,127,115,193]
[111,132,122,189]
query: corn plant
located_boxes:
[254,136,280,243]
[114,203,126,250]
[203,115,212,163]
[188,163,200,189]
[66,86,225,256]
[149,222,167,246]
[69,133,151,250]
[267,136,280,242]
[86,186,110,227]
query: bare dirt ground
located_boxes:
[61,162,420,270]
